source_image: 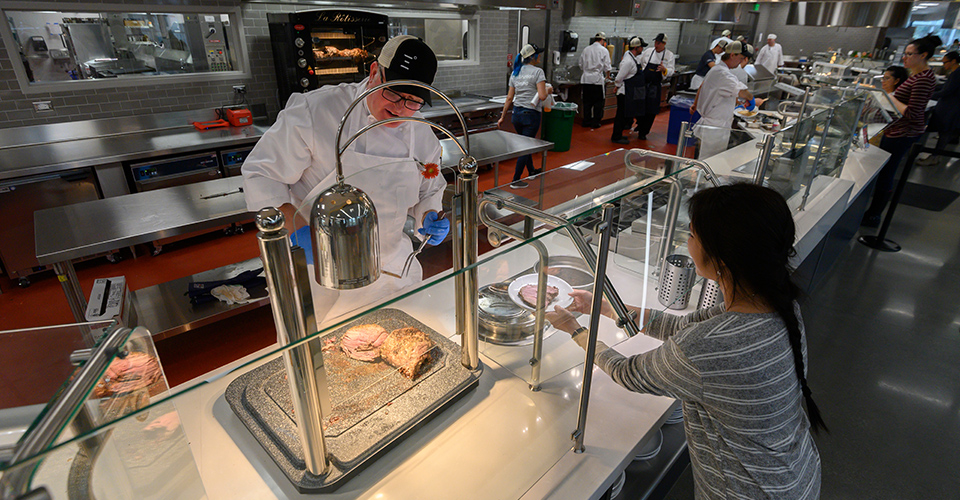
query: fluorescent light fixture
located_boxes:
[666,18,694,22]
[707,20,735,24]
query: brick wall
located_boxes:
[0,1,514,129]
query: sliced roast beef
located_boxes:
[340,323,389,362]
[519,284,559,308]
[380,327,437,379]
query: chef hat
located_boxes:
[768,34,777,40]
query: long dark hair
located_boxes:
[885,65,909,90]
[688,183,828,434]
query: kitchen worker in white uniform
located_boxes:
[635,33,676,141]
[242,35,449,326]
[578,32,612,129]
[730,44,753,85]
[754,34,784,75]
[690,41,757,160]
[611,37,647,144]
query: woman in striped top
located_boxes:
[862,35,940,227]
[548,183,826,499]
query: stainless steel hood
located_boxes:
[786,2,912,28]
[565,0,743,20]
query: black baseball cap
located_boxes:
[378,35,438,106]
[654,33,667,44]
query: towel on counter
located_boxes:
[186,268,265,305]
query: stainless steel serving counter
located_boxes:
[0,112,270,182]
[440,130,553,186]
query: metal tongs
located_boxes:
[401,210,444,277]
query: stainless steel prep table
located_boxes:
[34,176,253,333]
[439,129,553,186]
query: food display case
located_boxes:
[3,151,721,499]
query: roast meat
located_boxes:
[340,324,389,362]
[519,284,559,308]
[380,327,437,380]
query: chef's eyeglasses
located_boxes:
[378,68,426,110]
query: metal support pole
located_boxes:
[572,203,616,453]
[53,260,93,346]
[858,142,925,252]
[753,133,776,185]
[675,121,691,164]
[529,238,549,391]
[456,157,480,371]
[792,89,811,149]
[255,208,329,477]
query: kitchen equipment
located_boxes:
[507,274,574,311]
[220,146,255,177]
[658,254,696,309]
[478,283,560,346]
[223,106,252,127]
[192,119,229,131]
[225,308,479,493]
[697,278,723,309]
[268,10,389,106]
[532,255,595,291]
[128,151,222,192]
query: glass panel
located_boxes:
[4,155,709,497]
[691,124,763,163]
[0,321,115,453]
[6,9,238,84]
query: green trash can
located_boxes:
[541,102,578,152]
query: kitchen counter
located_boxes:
[0,111,269,182]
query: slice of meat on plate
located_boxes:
[519,284,558,308]
[380,327,437,380]
[340,323,389,362]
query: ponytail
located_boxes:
[688,183,829,435]
[512,53,524,76]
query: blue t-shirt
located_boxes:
[695,50,716,77]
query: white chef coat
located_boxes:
[638,47,676,78]
[242,80,446,326]
[755,43,784,74]
[579,41,612,85]
[694,63,748,159]
[242,79,443,216]
[614,51,641,96]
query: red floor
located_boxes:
[0,111,674,391]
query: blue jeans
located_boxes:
[511,106,542,181]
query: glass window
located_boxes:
[389,14,478,64]
[1,6,247,92]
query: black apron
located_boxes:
[642,50,665,117]
[624,53,646,118]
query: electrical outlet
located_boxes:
[33,101,53,112]
[232,85,246,94]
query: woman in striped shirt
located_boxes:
[548,183,826,499]
[862,35,940,227]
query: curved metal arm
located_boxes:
[340,116,468,161]
[623,148,722,188]
[334,79,471,183]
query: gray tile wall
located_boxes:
[0,1,516,129]
[755,3,882,57]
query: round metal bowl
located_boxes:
[533,256,594,292]
[478,283,555,346]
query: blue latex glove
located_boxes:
[290,225,315,261]
[418,211,449,245]
[745,97,756,111]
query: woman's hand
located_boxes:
[545,305,581,335]
[567,289,614,317]
[497,115,506,128]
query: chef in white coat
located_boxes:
[754,34,784,75]
[578,32,612,128]
[242,35,449,326]
[690,41,757,160]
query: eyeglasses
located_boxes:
[904,51,918,57]
[378,69,425,111]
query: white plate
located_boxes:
[507,274,574,311]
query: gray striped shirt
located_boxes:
[578,304,821,499]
